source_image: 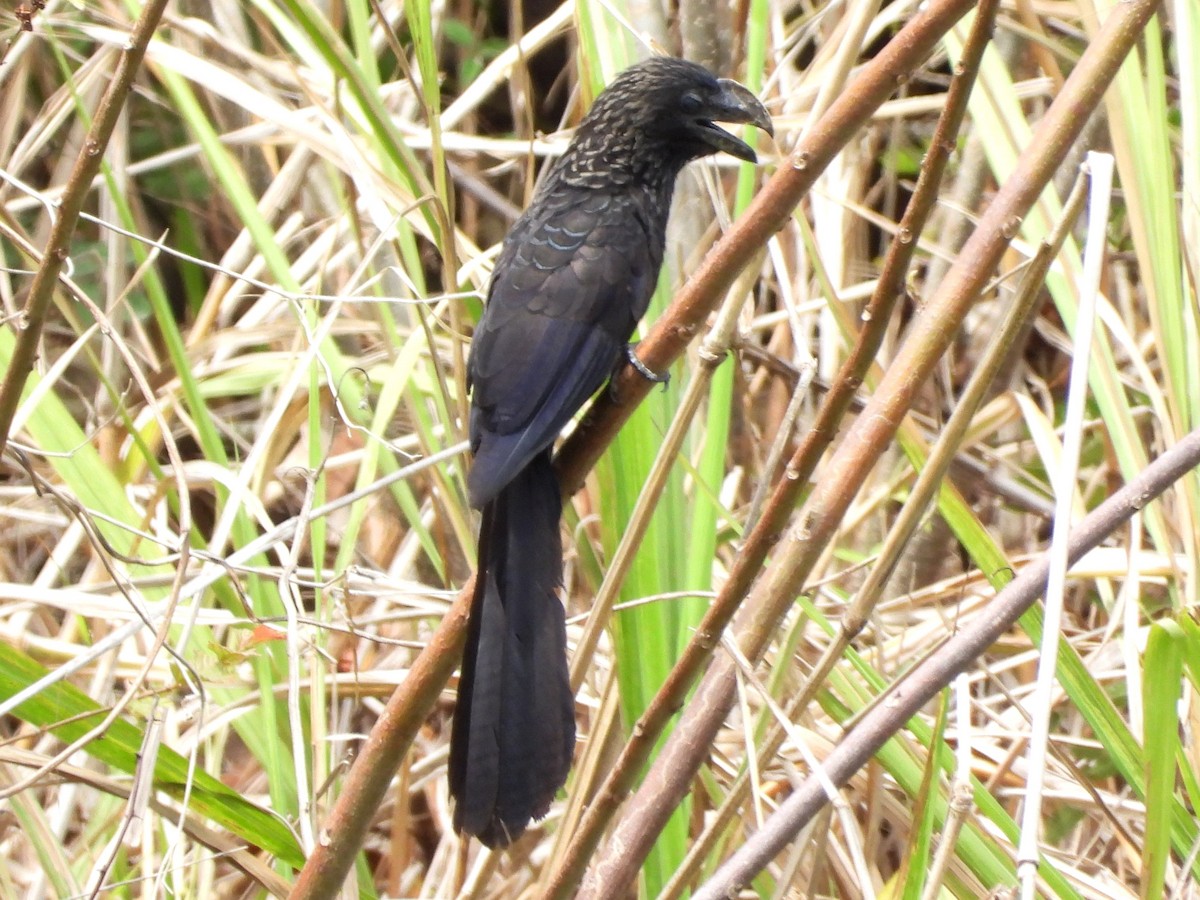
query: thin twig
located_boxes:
[0,0,170,460]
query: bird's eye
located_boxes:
[680,92,703,113]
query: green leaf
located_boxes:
[0,641,304,869]
[1141,619,1184,900]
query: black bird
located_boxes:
[449,56,773,848]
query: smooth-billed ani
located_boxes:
[450,56,772,848]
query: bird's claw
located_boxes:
[625,344,670,389]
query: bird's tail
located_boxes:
[449,450,575,847]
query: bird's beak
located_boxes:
[698,79,774,163]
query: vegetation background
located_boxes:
[0,0,1197,897]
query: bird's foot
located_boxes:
[624,343,670,389]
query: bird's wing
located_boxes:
[467,189,656,507]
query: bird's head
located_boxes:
[567,57,774,183]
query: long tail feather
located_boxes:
[449,451,575,847]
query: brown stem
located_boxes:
[287,582,472,900]
[0,0,169,460]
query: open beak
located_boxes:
[696,78,774,163]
